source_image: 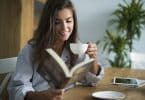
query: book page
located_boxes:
[37,53,70,89]
[46,49,71,77]
[70,58,94,76]
[67,61,93,85]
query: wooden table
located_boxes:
[64,68,145,100]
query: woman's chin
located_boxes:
[61,37,70,41]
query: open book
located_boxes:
[37,48,94,89]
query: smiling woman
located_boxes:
[8,0,104,100]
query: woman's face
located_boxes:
[55,8,74,41]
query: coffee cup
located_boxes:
[70,43,88,55]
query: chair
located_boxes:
[130,52,145,70]
[0,57,17,100]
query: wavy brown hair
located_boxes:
[29,0,79,66]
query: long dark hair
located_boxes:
[29,0,78,65]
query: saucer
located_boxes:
[92,91,125,100]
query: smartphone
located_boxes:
[113,77,138,86]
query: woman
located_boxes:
[8,0,104,100]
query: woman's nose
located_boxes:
[61,22,68,31]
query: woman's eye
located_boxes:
[55,20,72,25]
[67,20,72,23]
[55,21,60,25]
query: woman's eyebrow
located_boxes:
[56,17,73,21]
[66,17,73,20]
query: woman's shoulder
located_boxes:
[19,43,35,56]
[22,43,34,51]
[17,43,35,64]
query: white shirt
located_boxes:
[8,44,104,100]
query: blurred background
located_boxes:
[0,0,145,67]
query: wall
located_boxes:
[72,0,116,42]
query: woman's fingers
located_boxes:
[86,42,97,58]
[54,89,64,95]
[52,89,64,100]
[54,95,64,100]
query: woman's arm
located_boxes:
[84,42,104,86]
[8,45,35,100]
[86,42,100,74]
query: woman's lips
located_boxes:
[59,32,68,36]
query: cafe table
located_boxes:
[64,68,145,100]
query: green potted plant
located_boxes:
[98,30,130,68]
[110,0,145,52]
[98,0,145,68]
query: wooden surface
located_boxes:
[64,68,145,100]
[0,0,33,58]
[20,0,34,49]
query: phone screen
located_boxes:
[115,78,137,85]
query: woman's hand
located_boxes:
[86,42,100,74]
[47,89,64,100]
[86,42,97,59]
